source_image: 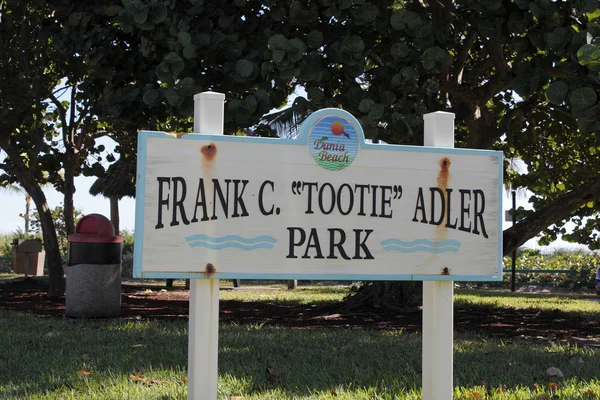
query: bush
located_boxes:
[0,233,13,259]
[121,229,134,278]
[503,249,599,289]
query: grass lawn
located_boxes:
[1,285,599,399]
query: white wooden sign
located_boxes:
[134,109,502,281]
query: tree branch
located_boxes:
[48,92,69,144]
[503,174,600,255]
[453,29,478,85]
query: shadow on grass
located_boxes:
[1,312,599,399]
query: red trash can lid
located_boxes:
[68,214,123,243]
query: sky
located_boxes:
[0,136,136,234]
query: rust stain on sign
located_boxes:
[201,143,218,160]
[437,157,451,188]
[205,263,216,274]
[435,157,452,247]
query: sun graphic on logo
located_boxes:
[330,121,350,139]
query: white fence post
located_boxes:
[422,111,455,400]
[188,92,225,400]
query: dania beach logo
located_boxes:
[308,115,359,171]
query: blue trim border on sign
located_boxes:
[134,108,503,282]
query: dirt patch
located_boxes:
[1,278,599,344]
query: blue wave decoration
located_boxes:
[185,234,277,251]
[381,238,461,254]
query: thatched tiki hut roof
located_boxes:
[89,158,136,234]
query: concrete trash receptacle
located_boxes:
[65,214,123,318]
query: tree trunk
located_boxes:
[25,194,31,233]
[63,162,76,236]
[109,195,120,235]
[1,142,65,296]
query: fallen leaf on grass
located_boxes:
[76,369,91,376]
[46,331,54,338]
[547,367,564,379]
[130,372,165,386]
[548,382,559,389]
[145,289,153,293]
[570,356,585,366]
[129,344,143,349]
[81,353,90,361]
[468,392,483,399]
[181,376,187,383]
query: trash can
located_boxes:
[65,214,123,318]
[11,239,45,277]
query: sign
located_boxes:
[134,109,503,281]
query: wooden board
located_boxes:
[134,109,502,281]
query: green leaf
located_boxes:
[577,44,600,72]
[164,52,185,74]
[368,103,384,119]
[546,27,570,51]
[390,43,409,59]
[198,34,211,47]
[287,38,306,62]
[105,5,122,17]
[142,89,159,106]
[220,15,235,29]
[307,31,323,49]
[183,45,197,60]
[155,62,173,83]
[268,34,289,51]
[272,50,286,63]
[178,32,192,47]
[570,87,598,110]
[339,0,353,10]
[420,47,448,70]
[346,87,363,104]
[580,0,599,13]
[546,81,569,105]
[358,3,378,22]
[390,10,406,30]
[359,98,374,113]
[131,5,149,25]
[381,91,396,106]
[587,9,600,20]
[289,1,302,18]
[404,11,422,30]
[165,88,183,106]
[341,36,365,53]
[148,5,168,24]
[236,59,255,78]
[242,95,257,113]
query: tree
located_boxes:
[89,157,136,235]
[117,0,599,309]
[1,0,152,295]
[119,0,600,252]
[0,1,68,295]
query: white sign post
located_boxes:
[134,92,503,400]
[422,112,455,400]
